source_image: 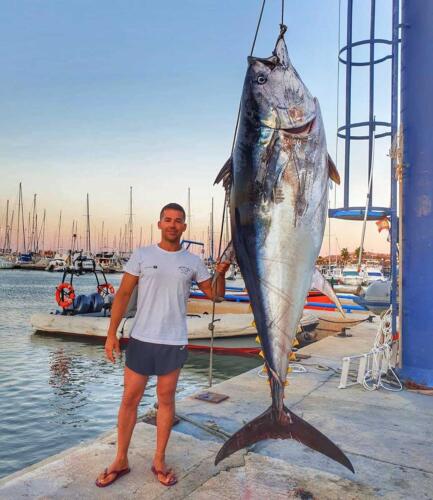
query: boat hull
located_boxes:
[30,310,319,356]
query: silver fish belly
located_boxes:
[232,100,329,382]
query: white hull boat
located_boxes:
[0,257,14,269]
[30,309,319,355]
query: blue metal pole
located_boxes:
[367,0,376,205]
[343,0,353,208]
[390,0,399,338]
[400,0,433,387]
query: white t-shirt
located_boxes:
[124,244,210,345]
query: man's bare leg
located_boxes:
[152,368,180,484]
[96,366,148,485]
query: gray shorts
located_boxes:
[125,337,188,376]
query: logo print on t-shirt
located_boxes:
[178,266,191,276]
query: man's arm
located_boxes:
[197,261,230,302]
[105,272,138,362]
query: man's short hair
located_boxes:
[160,203,186,221]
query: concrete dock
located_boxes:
[1,319,432,499]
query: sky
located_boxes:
[0,0,395,256]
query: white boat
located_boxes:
[46,255,68,272]
[95,251,124,273]
[0,256,14,269]
[363,261,385,285]
[341,265,365,286]
[31,312,257,342]
[30,307,319,355]
[322,266,343,284]
[353,279,391,315]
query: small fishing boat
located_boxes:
[46,256,67,272]
[352,279,391,315]
[0,256,14,269]
[30,266,320,355]
[95,251,124,273]
[30,309,319,355]
[363,261,385,285]
[341,265,366,286]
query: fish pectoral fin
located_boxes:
[214,157,233,193]
[328,154,341,185]
[311,267,346,317]
[214,405,354,473]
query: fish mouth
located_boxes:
[262,113,316,134]
[281,119,314,135]
[263,98,319,133]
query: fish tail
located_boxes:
[214,405,354,473]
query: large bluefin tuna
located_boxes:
[214,26,354,472]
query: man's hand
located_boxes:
[103,272,138,362]
[105,335,121,363]
[215,260,230,275]
[197,260,231,301]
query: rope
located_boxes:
[357,117,376,271]
[257,363,307,379]
[334,0,342,209]
[362,307,402,392]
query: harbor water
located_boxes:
[0,270,261,479]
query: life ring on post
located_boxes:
[97,283,115,296]
[55,283,75,308]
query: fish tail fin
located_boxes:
[214,406,354,473]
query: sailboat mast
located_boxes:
[57,210,62,252]
[41,209,46,255]
[3,200,9,252]
[27,212,31,252]
[20,184,26,253]
[187,187,191,240]
[128,186,133,253]
[101,220,104,252]
[30,194,37,253]
[9,210,14,253]
[210,197,214,261]
[86,193,91,253]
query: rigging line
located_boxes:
[230,0,267,155]
[357,117,376,271]
[281,0,285,27]
[208,193,228,388]
[334,0,342,209]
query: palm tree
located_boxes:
[354,246,361,260]
[340,248,349,265]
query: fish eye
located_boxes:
[257,74,267,85]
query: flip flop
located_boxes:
[95,467,131,488]
[151,465,178,486]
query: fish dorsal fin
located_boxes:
[273,25,290,68]
[328,155,341,185]
[311,267,345,318]
[273,36,290,68]
[214,157,232,194]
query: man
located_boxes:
[96,203,229,487]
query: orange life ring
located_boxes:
[97,283,115,295]
[55,283,75,308]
